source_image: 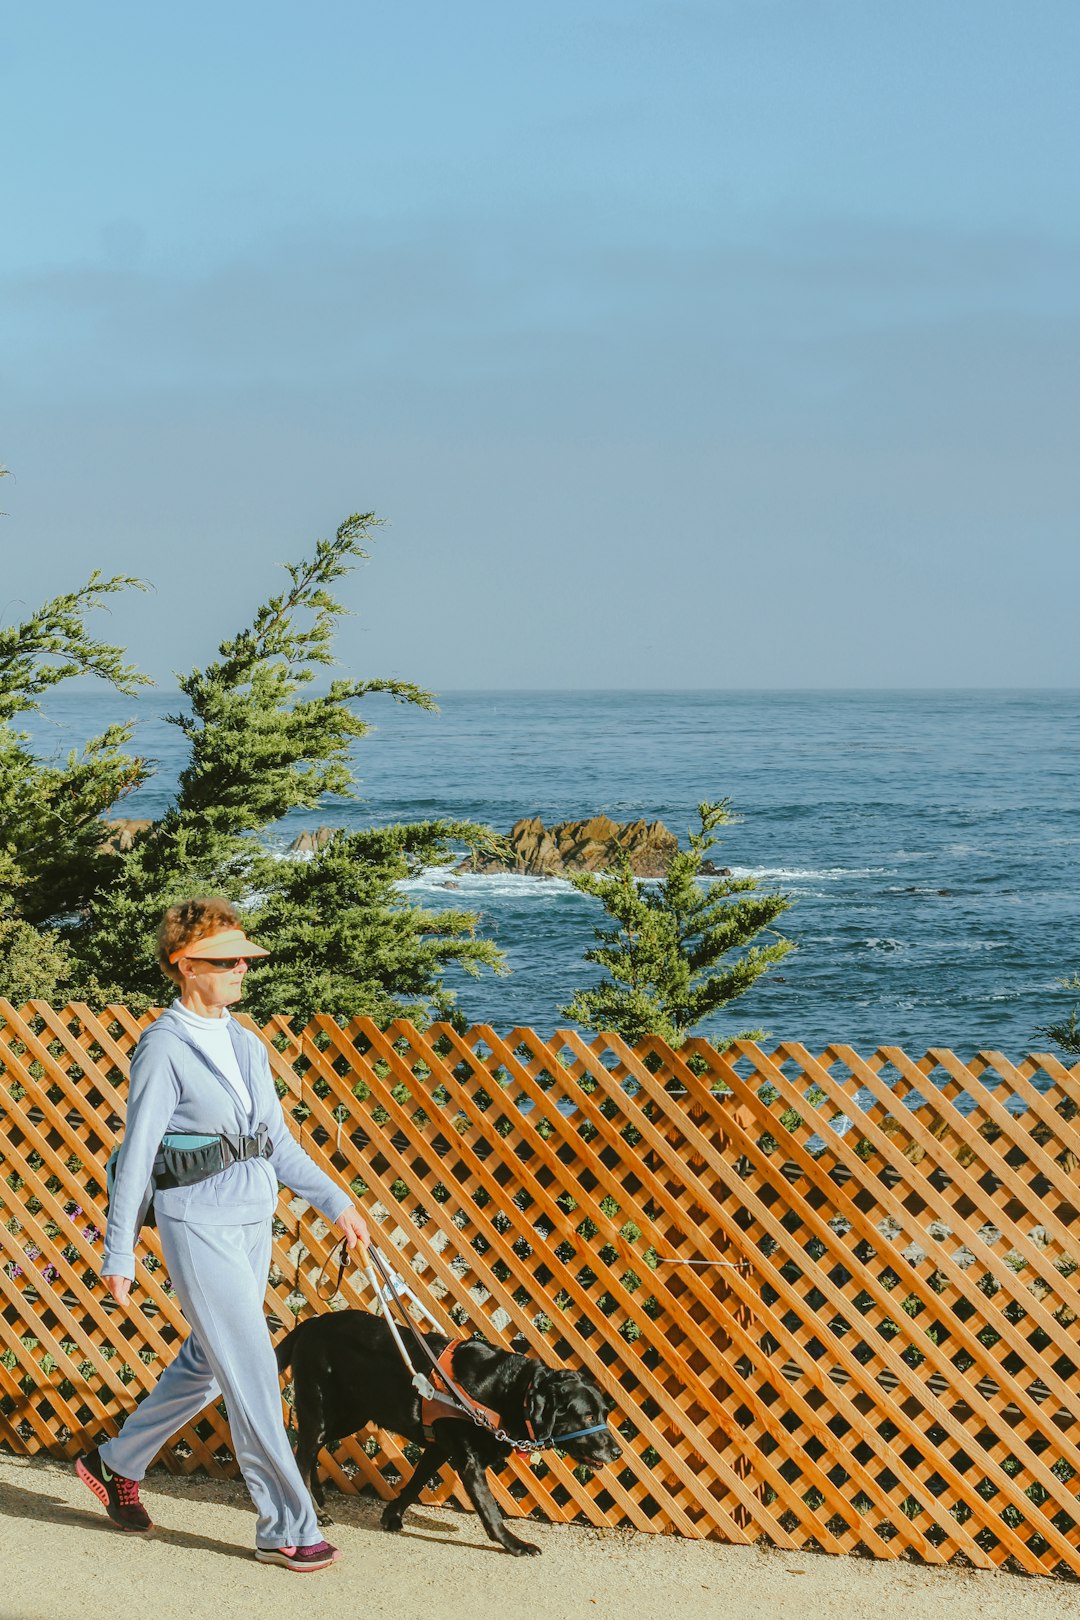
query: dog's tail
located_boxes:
[275,1323,300,1374]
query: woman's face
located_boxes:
[179,955,250,1011]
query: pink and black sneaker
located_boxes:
[76,1447,152,1532]
[254,1541,341,1572]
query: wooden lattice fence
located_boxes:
[1,1000,1079,1576]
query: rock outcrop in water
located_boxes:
[286,825,339,856]
[99,818,153,852]
[459,815,728,879]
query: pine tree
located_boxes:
[0,516,504,1025]
[561,800,793,1047]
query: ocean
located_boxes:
[23,688,1080,1058]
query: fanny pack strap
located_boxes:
[217,1126,273,1167]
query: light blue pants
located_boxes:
[99,1216,319,1549]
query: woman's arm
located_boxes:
[101,1032,182,1284]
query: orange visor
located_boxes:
[168,928,271,964]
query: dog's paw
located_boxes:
[506,1538,541,1556]
[380,1511,404,1534]
[316,1509,335,1527]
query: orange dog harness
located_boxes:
[420,1339,501,1441]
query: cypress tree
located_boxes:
[561,799,793,1047]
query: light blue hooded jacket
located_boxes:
[102,1006,351,1281]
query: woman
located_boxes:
[77,897,369,1574]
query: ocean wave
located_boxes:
[403,864,893,897]
[727,865,894,882]
[399,870,579,901]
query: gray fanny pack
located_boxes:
[106,1126,274,1230]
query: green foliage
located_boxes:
[561,799,793,1046]
[1038,975,1080,1058]
[0,570,150,722]
[0,515,504,1025]
[0,920,72,1005]
[0,572,152,928]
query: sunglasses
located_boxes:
[193,956,257,971]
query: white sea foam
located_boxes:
[727,865,894,882]
[399,869,578,901]
[403,863,889,899]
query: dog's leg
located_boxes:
[292,1368,333,1526]
[449,1439,540,1557]
[294,1435,333,1525]
[381,1441,447,1533]
[302,1446,334,1526]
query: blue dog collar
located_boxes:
[549,1423,610,1446]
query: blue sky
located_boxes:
[3,2,1078,688]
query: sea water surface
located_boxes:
[24,689,1080,1059]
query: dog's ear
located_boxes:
[525,1367,565,1439]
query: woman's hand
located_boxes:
[102,1274,132,1306]
[335,1205,371,1252]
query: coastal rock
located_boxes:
[99,818,153,853]
[460,815,683,878]
[287,825,341,856]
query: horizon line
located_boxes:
[40,681,1080,699]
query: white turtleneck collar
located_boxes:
[171,1001,250,1110]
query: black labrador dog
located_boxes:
[276,1309,622,1556]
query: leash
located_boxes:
[316,1236,441,1324]
[318,1236,609,1457]
[315,1237,351,1302]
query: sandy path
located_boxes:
[2,1454,1079,1620]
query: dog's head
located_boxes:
[525,1366,622,1471]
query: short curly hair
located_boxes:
[156,897,241,985]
